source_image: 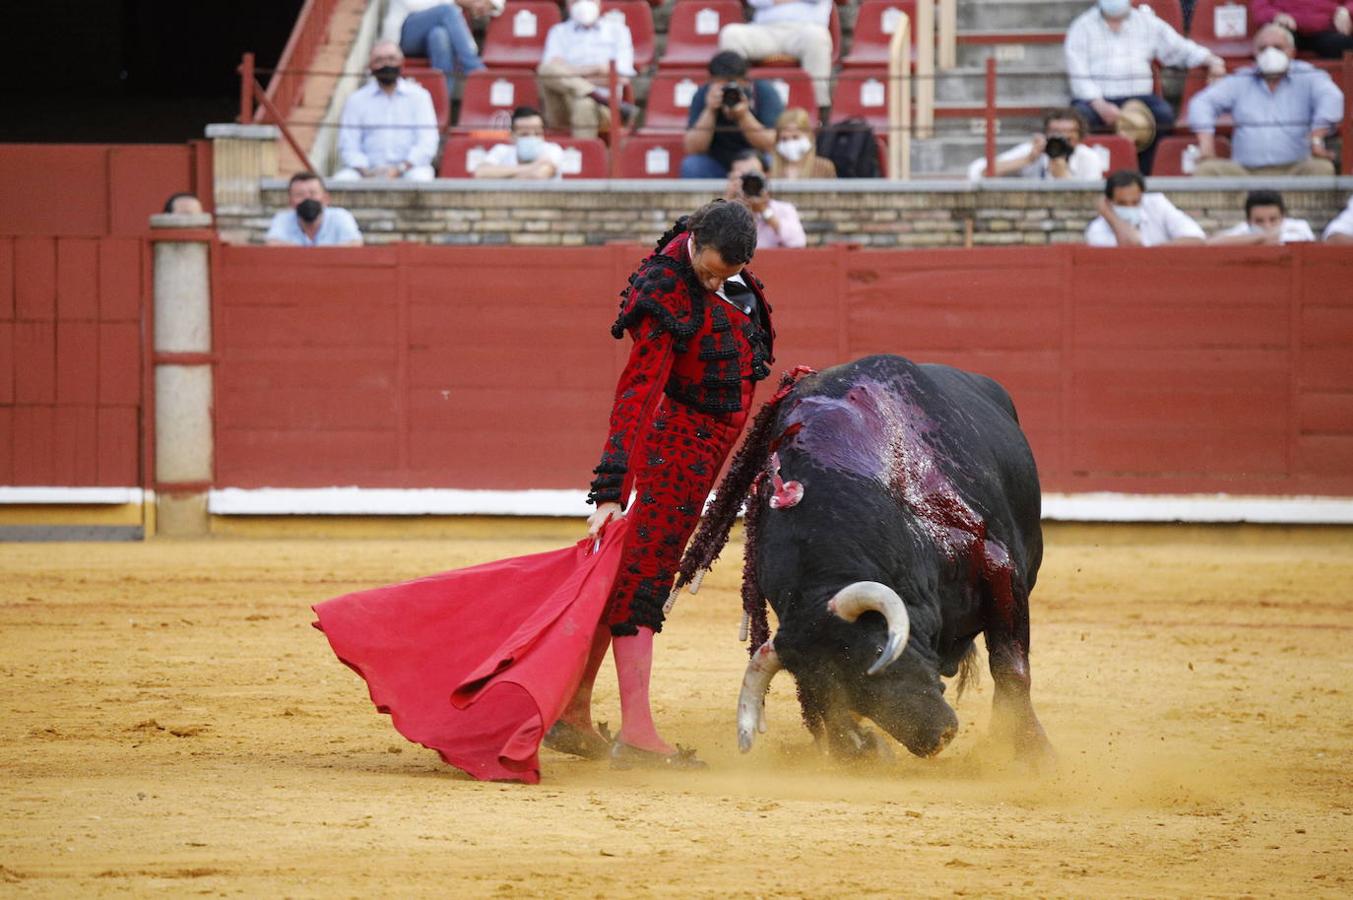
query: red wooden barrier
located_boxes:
[212,243,1353,498]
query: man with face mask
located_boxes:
[1209,190,1315,244]
[1188,24,1343,177]
[537,0,637,138]
[1065,0,1225,173]
[1085,169,1206,247]
[332,41,439,182]
[264,172,363,247]
[474,106,567,180]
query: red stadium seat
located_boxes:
[843,0,917,69]
[617,133,687,177]
[439,134,609,178]
[482,1,562,69]
[405,68,451,130]
[661,0,744,69]
[749,66,817,118]
[455,69,541,130]
[1187,0,1255,62]
[1083,133,1139,173]
[829,69,892,129]
[601,0,656,72]
[641,70,707,132]
[1152,134,1232,175]
[1134,0,1183,32]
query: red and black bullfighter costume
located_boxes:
[588,217,775,637]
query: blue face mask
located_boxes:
[515,135,544,163]
[1112,204,1144,227]
[1098,0,1131,18]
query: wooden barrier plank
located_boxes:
[52,406,100,485]
[12,406,54,483]
[1299,348,1353,392]
[0,406,11,483]
[0,321,11,404]
[0,239,13,321]
[1297,393,1353,436]
[56,239,100,321]
[98,239,142,321]
[215,429,399,487]
[15,238,56,321]
[96,406,139,486]
[1294,435,1353,480]
[97,322,141,406]
[14,321,56,404]
[56,321,100,405]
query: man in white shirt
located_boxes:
[332,42,440,182]
[537,0,637,138]
[1209,190,1315,245]
[725,150,807,249]
[1085,170,1206,247]
[968,108,1107,181]
[718,0,834,110]
[1322,194,1353,243]
[473,106,567,180]
[1065,0,1225,172]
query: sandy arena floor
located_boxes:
[1,522,1351,897]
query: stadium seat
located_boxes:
[661,0,744,69]
[842,0,917,69]
[482,1,562,69]
[749,66,817,117]
[1152,133,1232,175]
[641,70,706,132]
[601,0,655,71]
[829,68,891,130]
[617,133,687,177]
[1187,0,1255,62]
[455,69,541,131]
[405,68,451,130]
[1083,133,1139,173]
[439,134,609,177]
[1134,0,1183,32]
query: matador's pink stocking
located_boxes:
[612,626,675,754]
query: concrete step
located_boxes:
[957,0,1086,31]
[956,32,1068,68]
[933,66,1068,104]
[930,104,1045,136]
[908,133,1036,176]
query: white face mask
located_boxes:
[1256,46,1290,76]
[1112,204,1143,227]
[777,136,812,162]
[515,135,543,163]
[570,0,600,26]
[1098,0,1131,18]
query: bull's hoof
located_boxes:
[1014,724,1057,774]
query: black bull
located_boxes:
[676,354,1052,763]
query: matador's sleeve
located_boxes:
[587,259,695,508]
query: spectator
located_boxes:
[967,107,1107,181]
[769,107,835,179]
[333,41,439,182]
[1253,0,1353,58]
[1086,170,1206,246]
[383,0,504,94]
[1323,194,1353,242]
[473,106,566,180]
[265,173,363,247]
[162,193,204,215]
[1065,0,1226,173]
[537,0,637,138]
[1188,24,1343,177]
[1209,189,1316,244]
[718,0,833,112]
[726,150,807,248]
[681,51,784,179]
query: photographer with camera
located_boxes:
[681,51,784,179]
[725,150,806,249]
[967,108,1106,182]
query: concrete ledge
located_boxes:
[0,487,143,505]
[206,123,280,141]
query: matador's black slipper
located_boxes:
[609,740,708,771]
[543,720,612,760]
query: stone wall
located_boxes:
[215,177,1353,249]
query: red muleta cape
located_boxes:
[312,518,628,784]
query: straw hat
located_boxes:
[1116,99,1157,151]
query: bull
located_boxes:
[676,354,1052,763]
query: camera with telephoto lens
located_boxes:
[740,172,765,197]
[1044,135,1073,160]
[721,84,744,109]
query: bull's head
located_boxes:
[737,581,957,759]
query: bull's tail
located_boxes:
[955,643,981,700]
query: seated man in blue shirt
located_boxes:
[1188,24,1344,177]
[681,51,784,179]
[265,172,363,247]
[332,41,440,182]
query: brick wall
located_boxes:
[215,178,1353,249]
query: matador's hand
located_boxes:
[587,502,622,538]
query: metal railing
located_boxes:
[246,0,339,128]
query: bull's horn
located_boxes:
[736,640,782,753]
[827,581,911,676]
